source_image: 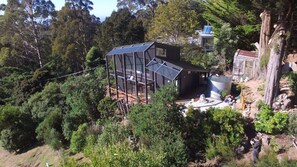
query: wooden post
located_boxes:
[106,55,111,96]
[133,52,138,97]
[143,52,148,103]
[123,54,128,103]
[113,55,119,99]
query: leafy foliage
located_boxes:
[288,112,297,135]
[35,108,65,149]
[147,0,199,44]
[85,46,103,69]
[255,105,288,134]
[97,96,117,121]
[96,8,144,54]
[186,107,245,160]
[181,44,217,69]
[129,84,187,166]
[288,72,297,96]
[200,0,260,51]
[61,67,106,140]
[51,2,99,72]
[0,105,36,152]
[70,123,88,153]
[213,23,238,70]
[78,142,165,167]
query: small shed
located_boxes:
[232,49,258,80]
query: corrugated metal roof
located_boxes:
[237,49,257,58]
[106,42,154,56]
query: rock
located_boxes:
[281,99,292,110]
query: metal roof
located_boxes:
[146,58,183,80]
[106,42,154,56]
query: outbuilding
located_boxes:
[105,42,210,104]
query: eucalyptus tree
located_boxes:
[51,0,99,72]
[96,8,144,54]
[147,0,199,44]
[0,0,56,70]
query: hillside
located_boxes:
[0,145,62,167]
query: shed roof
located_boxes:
[236,49,257,58]
[106,42,154,56]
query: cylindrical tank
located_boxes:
[209,75,232,99]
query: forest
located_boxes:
[0,0,297,166]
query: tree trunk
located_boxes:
[264,23,286,106]
[263,1,295,107]
[25,0,43,68]
[255,10,271,78]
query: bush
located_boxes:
[70,123,88,153]
[256,149,297,167]
[36,108,65,149]
[288,72,297,96]
[256,100,265,110]
[97,121,129,147]
[260,51,270,70]
[97,96,117,121]
[128,85,187,166]
[0,105,36,152]
[84,142,164,167]
[205,137,235,160]
[221,90,229,99]
[288,112,297,135]
[255,105,288,134]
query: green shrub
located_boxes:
[205,137,235,160]
[256,100,265,110]
[257,83,265,96]
[260,51,270,70]
[288,112,297,135]
[288,72,297,96]
[97,121,129,147]
[87,142,164,167]
[255,105,288,134]
[70,123,88,153]
[220,90,229,99]
[0,105,36,152]
[97,96,117,121]
[255,149,297,167]
[36,108,65,149]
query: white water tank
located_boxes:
[209,75,232,99]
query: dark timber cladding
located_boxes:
[105,42,210,104]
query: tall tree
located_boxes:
[51,0,99,72]
[0,0,55,70]
[264,0,296,106]
[200,0,260,50]
[117,0,167,16]
[96,8,144,54]
[147,0,199,44]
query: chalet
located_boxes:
[232,49,258,80]
[105,42,210,104]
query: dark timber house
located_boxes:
[105,42,210,104]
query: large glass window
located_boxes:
[156,48,166,57]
